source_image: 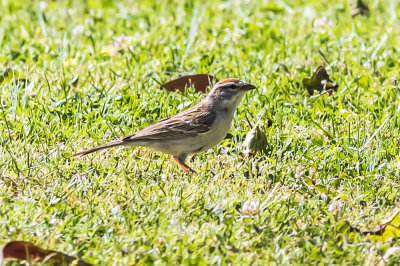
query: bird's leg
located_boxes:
[173,154,196,174]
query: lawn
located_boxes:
[1,0,400,264]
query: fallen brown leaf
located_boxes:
[302,65,338,95]
[1,241,92,266]
[161,74,218,93]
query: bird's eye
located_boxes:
[227,85,237,90]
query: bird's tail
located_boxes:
[73,140,125,157]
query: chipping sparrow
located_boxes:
[73,78,256,173]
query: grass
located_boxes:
[1,0,400,264]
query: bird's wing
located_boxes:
[122,102,216,142]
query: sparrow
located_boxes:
[73,78,256,173]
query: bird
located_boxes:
[73,78,256,173]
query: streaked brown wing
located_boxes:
[122,102,216,142]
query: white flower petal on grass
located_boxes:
[72,25,85,36]
[240,200,260,215]
[313,17,333,33]
[39,1,47,10]
[328,201,345,214]
[382,247,400,263]
[304,6,316,19]
[101,35,135,56]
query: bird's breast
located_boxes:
[191,108,236,152]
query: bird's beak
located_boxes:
[241,82,256,91]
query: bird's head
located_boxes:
[206,78,256,110]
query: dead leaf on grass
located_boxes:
[351,0,369,17]
[1,241,92,266]
[243,125,268,155]
[339,211,400,242]
[0,68,29,85]
[69,76,79,87]
[278,63,290,74]
[302,65,338,95]
[160,74,218,93]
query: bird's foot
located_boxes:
[173,156,196,174]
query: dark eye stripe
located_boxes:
[222,83,237,89]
